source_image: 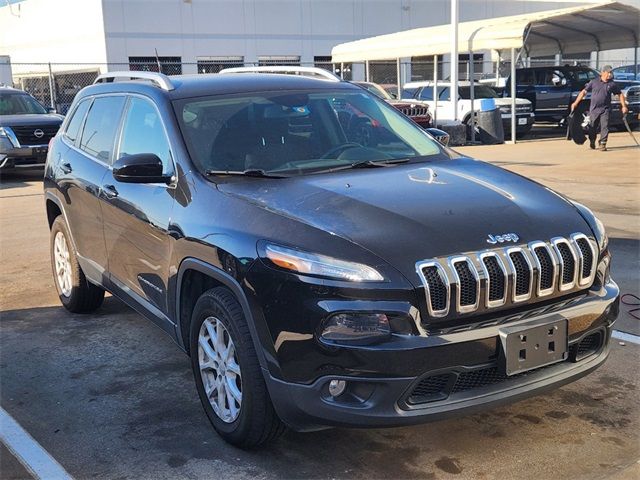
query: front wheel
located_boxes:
[190,287,285,448]
[50,216,104,313]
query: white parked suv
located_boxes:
[402,81,535,138]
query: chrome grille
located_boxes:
[399,106,429,117]
[416,233,596,318]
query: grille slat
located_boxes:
[422,265,448,314]
[575,238,594,281]
[483,255,505,303]
[534,246,554,292]
[509,250,531,298]
[556,242,576,286]
[417,234,593,317]
[454,260,477,308]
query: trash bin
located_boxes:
[476,107,505,145]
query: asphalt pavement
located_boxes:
[1,130,638,479]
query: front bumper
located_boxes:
[501,112,535,131]
[265,280,619,431]
[0,143,49,169]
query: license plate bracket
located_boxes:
[499,318,568,376]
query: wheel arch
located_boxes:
[176,258,272,373]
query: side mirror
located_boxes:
[425,127,450,146]
[47,107,57,114]
[112,153,172,184]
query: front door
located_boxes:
[100,96,176,332]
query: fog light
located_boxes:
[320,312,391,345]
[328,379,346,397]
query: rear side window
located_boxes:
[118,97,173,174]
[79,96,126,162]
[64,99,91,143]
[516,70,535,85]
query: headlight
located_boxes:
[571,201,608,252]
[0,127,8,137]
[499,105,510,113]
[264,244,384,282]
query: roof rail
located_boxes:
[218,65,341,82]
[93,71,175,91]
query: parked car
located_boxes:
[402,81,534,138]
[0,86,63,171]
[504,65,640,129]
[354,81,432,128]
[45,69,618,448]
[612,64,640,81]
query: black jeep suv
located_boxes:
[1,86,63,171]
[44,70,619,448]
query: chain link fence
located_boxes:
[6,57,634,116]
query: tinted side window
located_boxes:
[79,96,126,162]
[64,99,91,143]
[118,97,172,174]
[516,70,535,85]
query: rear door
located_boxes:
[100,95,176,332]
[57,95,126,283]
[533,68,570,119]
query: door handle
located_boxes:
[102,184,119,199]
[60,162,72,174]
[540,90,548,94]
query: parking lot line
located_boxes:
[0,406,73,480]
[612,330,640,345]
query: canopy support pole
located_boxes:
[469,56,475,143]
[634,47,638,78]
[433,55,438,127]
[509,48,516,144]
[365,60,370,82]
[340,62,344,80]
[450,0,459,121]
[396,58,401,101]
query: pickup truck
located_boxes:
[505,65,639,129]
[402,81,534,138]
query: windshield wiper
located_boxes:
[204,169,287,178]
[350,158,410,168]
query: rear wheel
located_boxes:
[190,287,285,448]
[50,216,104,313]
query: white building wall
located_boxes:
[101,0,625,68]
[1,0,638,73]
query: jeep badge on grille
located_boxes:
[487,233,519,244]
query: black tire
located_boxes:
[190,287,285,448]
[50,216,105,313]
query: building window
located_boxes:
[458,54,484,81]
[197,57,244,74]
[258,56,300,66]
[129,56,182,76]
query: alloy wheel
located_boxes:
[198,316,242,423]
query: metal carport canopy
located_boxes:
[330,1,640,62]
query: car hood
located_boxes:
[0,114,64,127]
[218,158,590,283]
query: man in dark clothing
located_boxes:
[571,65,628,151]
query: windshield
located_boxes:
[175,89,443,176]
[459,85,498,99]
[0,93,47,115]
